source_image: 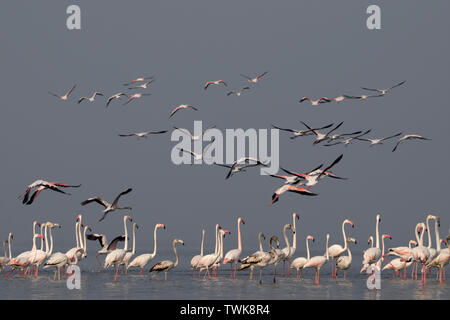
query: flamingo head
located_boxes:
[376,214,381,223]
[239,217,245,225]
[260,232,266,240]
[294,213,300,220]
[34,221,41,227]
[307,235,314,242]
[157,223,166,229]
[411,240,418,247]
[345,219,355,228]
[383,234,392,240]
[85,225,92,232]
[223,230,231,237]
[76,214,82,222]
[125,215,133,222]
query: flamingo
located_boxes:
[104,215,133,283]
[204,80,227,90]
[214,161,266,180]
[48,85,76,101]
[119,130,167,139]
[128,80,154,90]
[427,239,450,284]
[239,232,266,280]
[227,86,250,96]
[326,130,364,144]
[78,91,103,104]
[177,138,216,162]
[300,121,343,144]
[355,132,403,146]
[66,215,83,264]
[197,224,222,279]
[173,125,216,141]
[392,134,431,152]
[123,76,154,86]
[223,217,245,279]
[32,222,61,277]
[149,239,184,280]
[324,129,372,147]
[331,95,354,103]
[240,71,268,83]
[0,233,13,276]
[169,104,198,118]
[281,213,300,277]
[127,224,166,275]
[425,215,440,263]
[303,233,330,285]
[335,237,357,279]
[210,229,231,275]
[328,219,355,278]
[81,188,132,222]
[291,235,314,279]
[267,236,281,283]
[120,222,139,273]
[361,214,382,271]
[411,222,430,286]
[269,184,318,205]
[361,80,406,95]
[383,240,417,279]
[122,93,151,105]
[86,233,125,270]
[106,92,128,107]
[18,180,81,205]
[272,123,333,140]
[299,97,331,106]
[342,94,382,101]
[190,229,205,277]
[272,224,294,283]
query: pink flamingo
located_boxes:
[223,217,245,279]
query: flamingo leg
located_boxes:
[114,264,119,283]
[230,263,233,279]
[140,267,143,276]
[234,263,237,279]
[282,261,285,278]
[259,268,263,284]
[288,261,291,278]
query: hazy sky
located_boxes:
[1,1,449,257]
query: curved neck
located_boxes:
[283,226,290,252]
[381,237,386,257]
[152,225,159,256]
[173,243,179,267]
[31,236,38,252]
[200,230,205,256]
[123,218,129,251]
[219,233,224,259]
[419,226,425,246]
[415,225,421,243]
[237,220,242,252]
[426,217,432,249]
[306,238,311,261]
[375,218,380,249]
[347,245,352,261]
[47,227,54,256]
[82,227,88,253]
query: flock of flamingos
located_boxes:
[0,74,446,291]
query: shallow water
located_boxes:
[1,248,448,300]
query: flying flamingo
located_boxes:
[270,184,318,205]
[18,180,81,205]
[223,217,245,279]
[361,80,406,95]
[240,71,268,83]
[106,93,128,107]
[78,91,104,104]
[177,138,216,162]
[81,188,133,222]
[119,130,167,139]
[299,97,331,106]
[169,104,198,118]
[123,76,154,86]
[328,219,355,278]
[127,224,166,275]
[190,229,206,277]
[120,222,139,273]
[355,132,403,147]
[303,233,330,285]
[272,123,333,140]
[324,129,372,147]
[149,239,184,280]
[173,125,216,141]
[128,80,154,90]
[122,93,151,105]
[86,233,125,271]
[335,237,357,279]
[291,235,314,279]
[48,85,76,101]
[104,215,133,283]
[392,134,431,152]
[227,86,250,96]
[300,121,343,144]
[281,213,300,278]
[204,80,227,89]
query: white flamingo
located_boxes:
[291,235,314,279]
[392,134,431,152]
[48,84,76,101]
[81,188,133,222]
[223,217,245,279]
[238,232,266,280]
[104,215,133,283]
[281,213,300,277]
[383,240,417,279]
[335,237,357,279]
[149,239,184,280]
[0,233,13,276]
[328,219,355,278]
[272,224,294,283]
[197,224,222,279]
[190,229,205,277]
[303,234,330,285]
[78,91,103,104]
[127,224,165,275]
[120,222,139,273]
[361,214,382,271]
[240,71,268,84]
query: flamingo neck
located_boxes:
[43,224,49,254]
[173,243,179,267]
[214,225,219,255]
[434,219,440,253]
[131,224,136,254]
[237,220,242,252]
[419,225,425,246]
[219,233,224,259]
[123,217,129,251]
[292,215,297,249]
[375,218,380,249]
[283,226,290,253]
[82,227,88,254]
[325,236,329,260]
[258,234,263,252]
[8,234,12,259]
[414,225,421,244]
[2,242,6,258]
[342,221,348,250]
[306,238,310,261]
[40,224,45,251]
[78,219,83,249]
[200,230,205,256]
[48,227,54,257]
[347,245,352,261]
[426,217,432,249]
[152,225,158,256]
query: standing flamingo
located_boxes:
[335,237,357,279]
[361,214,381,272]
[127,224,165,275]
[281,213,300,278]
[149,239,184,280]
[239,232,266,280]
[329,219,355,278]
[223,217,245,279]
[120,222,139,273]
[0,233,13,276]
[291,235,314,279]
[104,215,133,283]
[383,240,417,279]
[272,224,294,283]
[303,234,330,285]
[190,229,205,277]
[197,224,222,279]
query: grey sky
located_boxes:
[0,1,449,257]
